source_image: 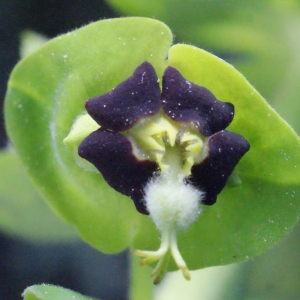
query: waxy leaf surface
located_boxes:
[0,150,77,242]
[5,18,300,271]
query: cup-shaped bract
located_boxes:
[5,18,300,273]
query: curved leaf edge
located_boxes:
[23,284,99,300]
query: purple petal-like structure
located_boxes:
[78,128,158,214]
[161,66,234,136]
[79,61,250,214]
[85,61,161,132]
[190,130,250,205]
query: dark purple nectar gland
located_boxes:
[77,61,250,284]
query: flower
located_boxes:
[78,61,250,283]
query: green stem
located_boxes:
[129,249,155,300]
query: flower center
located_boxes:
[125,111,204,176]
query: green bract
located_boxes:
[5,18,300,272]
[0,150,77,242]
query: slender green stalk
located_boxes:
[129,250,154,300]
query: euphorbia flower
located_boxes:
[78,61,250,283]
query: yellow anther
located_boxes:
[126,114,204,175]
[186,140,203,157]
[180,130,196,142]
[151,133,165,147]
[155,118,178,146]
[182,156,194,176]
[135,135,165,152]
[138,121,164,136]
[182,130,203,157]
[155,153,169,171]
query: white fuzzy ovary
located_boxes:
[145,171,204,231]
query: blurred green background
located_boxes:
[1,0,300,299]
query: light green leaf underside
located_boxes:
[23,284,98,300]
[5,18,300,272]
[0,150,78,242]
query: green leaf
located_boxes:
[0,150,78,242]
[5,17,300,274]
[106,0,300,123]
[135,44,300,271]
[5,18,173,253]
[105,0,300,151]
[234,222,300,299]
[23,284,98,300]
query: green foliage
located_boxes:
[236,222,300,300]
[5,18,300,275]
[23,284,98,300]
[106,0,300,133]
[5,18,173,253]
[0,150,78,242]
